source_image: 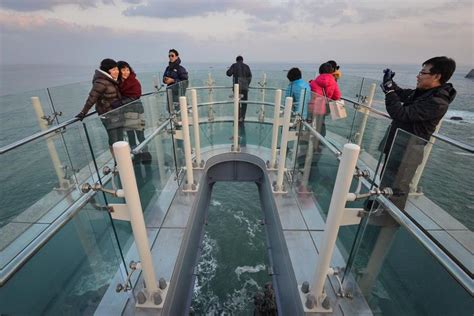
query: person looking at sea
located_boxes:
[76,58,123,160]
[327,60,342,81]
[309,62,342,137]
[285,67,311,120]
[226,55,252,122]
[379,56,457,210]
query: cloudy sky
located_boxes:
[0,0,472,65]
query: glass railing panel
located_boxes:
[198,121,234,148]
[0,122,95,269]
[0,196,127,315]
[293,123,340,220]
[0,88,57,146]
[345,78,391,174]
[341,207,474,315]
[46,81,92,123]
[380,129,473,276]
[338,74,365,102]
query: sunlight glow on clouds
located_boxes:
[0,0,472,64]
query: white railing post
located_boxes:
[355,83,376,146]
[268,89,282,169]
[273,97,293,193]
[113,141,165,308]
[179,96,197,191]
[191,89,203,168]
[206,72,215,121]
[303,143,360,312]
[232,83,240,152]
[31,97,70,189]
[410,122,442,192]
[258,73,267,122]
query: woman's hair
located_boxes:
[327,60,339,71]
[287,67,302,82]
[117,60,134,73]
[319,62,334,74]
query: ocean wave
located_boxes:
[232,210,262,241]
[235,264,266,281]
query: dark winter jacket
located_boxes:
[383,83,457,153]
[81,70,121,115]
[163,57,188,86]
[226,61,252,91]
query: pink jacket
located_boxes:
[310,73,341,100]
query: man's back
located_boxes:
[227,61,252,91]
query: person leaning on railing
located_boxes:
[75,58,124,161]
[379,56,457,210]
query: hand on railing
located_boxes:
[75,111,86,121]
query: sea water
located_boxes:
[0,63,472,314]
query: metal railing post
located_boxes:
[113,141,164,308]
[31,96,70,189]
[206,72,215,121]
[259,73,267,122]
[355,83,376,146]
[190,89,203,168]
[179,96,197,191]
[232,83,240,152]
[273,97,293,193]
[304,143,360,311]
[410,122,442,193]
[269,89,282,169]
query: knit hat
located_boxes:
[100,58,118,72]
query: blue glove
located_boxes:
[381,68,396,94]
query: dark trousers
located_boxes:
[127,130,145,149]
[380,142,424,210]
[240,90,249,119]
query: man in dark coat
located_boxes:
[379,56,456,210]
[227,55,252,121]
[163,49,188,112]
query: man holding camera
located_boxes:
[379,56,457,210]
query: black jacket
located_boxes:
[163,57,188,85]
[383,83,457,153]
[226,61,252,91]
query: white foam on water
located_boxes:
[234,264,266,281]
[232,210,262,241]
[210,199,222,206]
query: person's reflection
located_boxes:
[239,121,247,147]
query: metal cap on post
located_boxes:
[179,96,197,192]
[273,96,293,193]
[113,141,165,308]
[301,143,360,312]
[268,89,282,170]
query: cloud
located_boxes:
[123,0,289,21]
[0,0,114,12]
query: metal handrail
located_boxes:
[342,97,474,153]
[0,91,161,155]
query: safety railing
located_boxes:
[1,72,472,315]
